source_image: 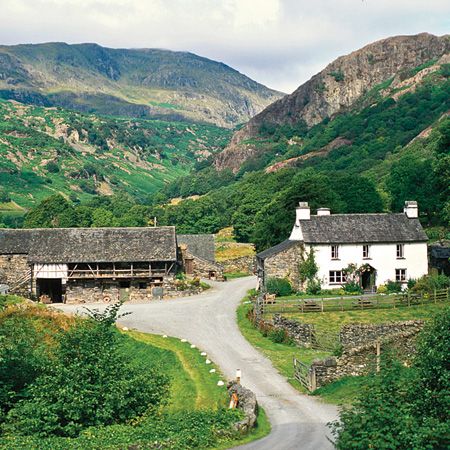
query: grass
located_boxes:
[312,376,368,406]
[237,296,329,392]
[215,242,255,262]
[124,331,228,411]
[275,302,448,333]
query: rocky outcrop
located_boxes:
[216,33,450,171]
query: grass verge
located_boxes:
[237,295,329,393]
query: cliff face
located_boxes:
[216,33,450,171]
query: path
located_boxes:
[58,277,338,449]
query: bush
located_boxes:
[268,328,294,345]
[266,278,293,297]
[306,279,322,295]
[45,161,60,173]
[343,280,363,294]
[4,304,170,437]
[376,284,388,294]
[385,280,403,293]
[412,274,450,294]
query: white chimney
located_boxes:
[296,202,310,222]
[317,208,331,216]
[289,202,309,240]
[404,201,418,219]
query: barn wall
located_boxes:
[0,254,30,295]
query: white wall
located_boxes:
[307,242,428,289]
[33,264,68,282]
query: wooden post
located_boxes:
[375,340,381,373]
[407,291,410,307]
[321,298,324,313]
[434,288,437,304]
[236,369,241,385]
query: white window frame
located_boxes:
[395,268,407,282]
[363,244,370,259]
[329,270,346,284]
[331,245,339,260]
[396,244,404,259]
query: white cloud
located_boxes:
[0,0,449,92]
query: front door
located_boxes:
[361,269,376,290]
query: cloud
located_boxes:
[1,0,449,93]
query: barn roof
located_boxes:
[0,227,178,263]
[177,234,216,262]
[298,214,427,244]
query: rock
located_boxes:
[200,351,207,356]
[205,359,211,365]
[217,380,225,386]
[122,327,129,331]
[209,369,216,373]
[163,335,168,338]
[180,338,187,342]
[190,344,196,348]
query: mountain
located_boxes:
[0,42,283,128]
[0,99,231,214]
[216,33,449,171]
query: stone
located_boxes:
[122,327,129,331]
[227,381,258,433]
[201,352,207,356]
[180,339,187,342]
[190,344,196,348]
[217,380,225,386]
[209,369,216,373]
[205,359,211,364]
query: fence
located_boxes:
[259,288,449,316]
[293,357,316,391]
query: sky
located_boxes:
[1,0,449,93]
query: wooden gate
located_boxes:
[293,357,315,391]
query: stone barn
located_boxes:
[177,234,223,278]
[0,227,178,303]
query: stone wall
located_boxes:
[191,254,223,278]
[221,256,255,274]
[264,242,304,289]
[227,381,258,433]
[272,314,316,346]
[340,321,425,348]
[0,254,30,296]
[311,326,423,388]
[64,276,198,303]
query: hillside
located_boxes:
[216,33,449,171]
[0,42,283,128]
[0,99,231,211]
[147,53,450,249]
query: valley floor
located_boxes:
[58,277,338,450]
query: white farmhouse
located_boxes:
[256,201,428,291]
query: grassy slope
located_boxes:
[0,99,230,209]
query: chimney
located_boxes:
[317,207,331,216]
[404,201,418,218]
[296,202,310,222]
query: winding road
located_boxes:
[58,277,338,449]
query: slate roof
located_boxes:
[257,239,299,260]
[0,227,178,263]
[298,214,428,244]
[177,234,216,262]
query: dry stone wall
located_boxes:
[272,314,316,346]
[227,381,258,433]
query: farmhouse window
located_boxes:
[363,245,370,259]
[331,245,339,260]
[396,244,404,259]
[329,270,346,284]
[395,269,407,282]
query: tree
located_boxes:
[24,195,73,228]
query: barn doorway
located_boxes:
[37,278,63,303]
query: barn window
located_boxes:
[395,269,407,282]
[329,270,346,284]
[331,245,339,260]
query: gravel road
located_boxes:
[58,277,338,449]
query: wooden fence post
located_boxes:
[321,298,324,313]
[375,340,381,373]
[434,288,437,304]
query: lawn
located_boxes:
[275,302,448,333]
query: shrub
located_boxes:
[4,304,170,437]
[343,280,363,294]
[266,277,293,297]
[412,274,450,294]
[268,328,293,345]
[306,279,322,295]
[385,280,403,293]
[376,284,388,294]
[45,161,60,173]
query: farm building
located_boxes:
[257,201,429,292]
[0,227,181,303]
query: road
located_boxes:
[58,277,338,450]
